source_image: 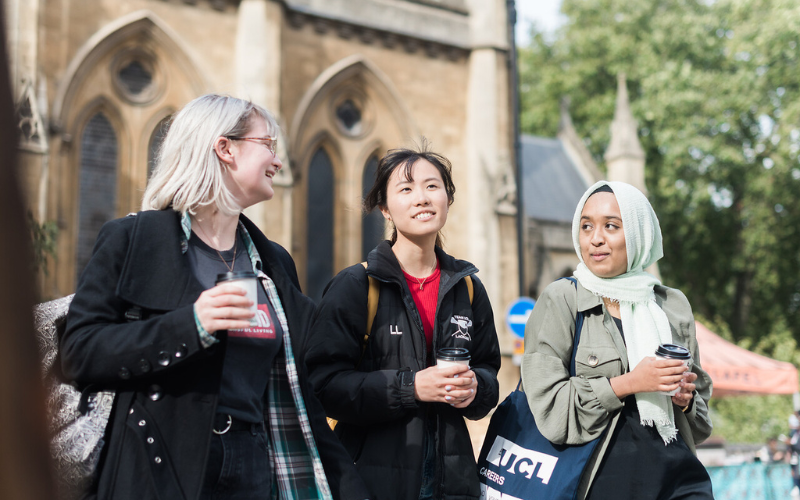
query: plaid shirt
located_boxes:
[182,213,332,500]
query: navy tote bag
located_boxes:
[477,278,602,500]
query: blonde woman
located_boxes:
[61,94,369,500]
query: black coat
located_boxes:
[61,209,369,500]
[304,241,502,500]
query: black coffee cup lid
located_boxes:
[437,347,471,361]
[215,271,257,284]
[655,343,691,360]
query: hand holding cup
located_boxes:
[654,344,692,396]
[414,349,476,405]
[194,271,258,334]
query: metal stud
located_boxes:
[175,344,188,358]
[139,420,146,427]
[588,355,599,367]
[147,437,154,444]
[158,351,171,367]
[154,457,162,464]
[148,385,163,402]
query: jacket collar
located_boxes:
[576,279,604,313]
[238,215,299,293]
[117,210,294,310]
[366,240,477,284]
[116,210,198,310]
[365,241,478,303]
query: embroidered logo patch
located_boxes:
[450,315,472,341]
[390,325,403,335]
[229,304,276,339]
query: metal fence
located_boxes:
[707,463,795,500]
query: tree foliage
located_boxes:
[519,0,800,442]
[28,211,57,277]
[520,0,800,345]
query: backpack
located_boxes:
[34,294,114,500]
[327,264,473,429]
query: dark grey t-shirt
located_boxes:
[187,231,283,423]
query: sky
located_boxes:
[515,0,565,46]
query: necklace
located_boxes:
[401,258,438,291]
[193,217,238,272]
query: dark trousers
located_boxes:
[418,417,436,500]
[200,418,272,500]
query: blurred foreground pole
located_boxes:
[507,0,524,296]
[0,2,57,499]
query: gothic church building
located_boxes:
[8,0,519,353]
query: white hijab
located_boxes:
[572,181,677,444]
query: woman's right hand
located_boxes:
[194,284,255,335]
[414,365,475,404]
[610,357,687,399]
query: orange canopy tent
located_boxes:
[695,321,799,396]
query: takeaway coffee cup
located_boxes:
[436,347,471,369]
[216,271,258,326]
[655,343,692,396]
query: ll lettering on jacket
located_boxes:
[390,325,403,335]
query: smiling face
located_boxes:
[220,116,282,208]
[380,158,449,245]
[579,192,628,278]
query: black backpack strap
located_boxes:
[562,277,585,377]
[518,277,585,391]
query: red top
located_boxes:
[403,263,441,355]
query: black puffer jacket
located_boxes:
[304,241,501,500]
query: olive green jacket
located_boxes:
[520,279,713,499]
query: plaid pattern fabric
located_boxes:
[181,212,332,499]
[260,265,332,500]
[180,211,191,252]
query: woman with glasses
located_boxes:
[61,94,370,500]
[304,145,502,500]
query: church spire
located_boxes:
[557,97,602,185]
[605,73,646,193]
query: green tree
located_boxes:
[520,0,800,346]
[28,211,57,277]
[520,0,800,443]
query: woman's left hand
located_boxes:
[450,375,478,408]
[671,371,697,408]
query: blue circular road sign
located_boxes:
[506,297,536,338]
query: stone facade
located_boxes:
[8,0,519,352]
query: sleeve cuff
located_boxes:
[194,304,218,348]
[590,377,625,413]
[679,392,696,417]
[398,368,418,408]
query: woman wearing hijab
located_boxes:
[521,181,713,499]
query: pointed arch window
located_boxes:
[306,148,334,301]
[76,113,118,280]
[362,154,384,259]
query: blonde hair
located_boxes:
[142,94,278,216]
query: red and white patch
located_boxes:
[229,304,276,339]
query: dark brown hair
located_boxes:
[363,143,456,247]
